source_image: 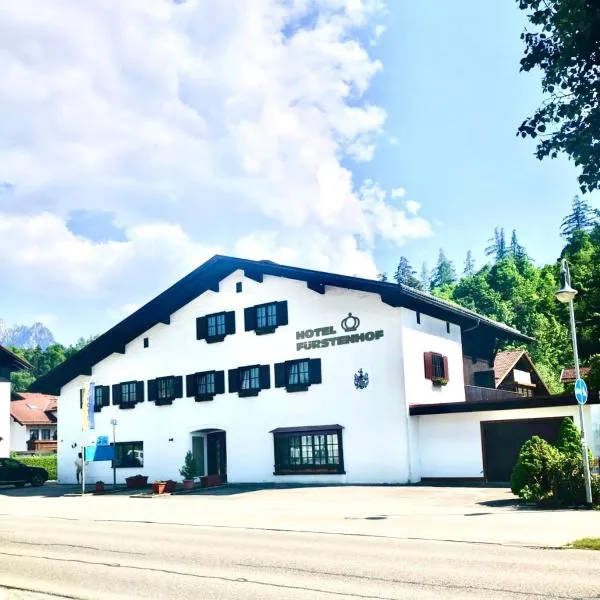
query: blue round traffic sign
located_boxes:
[574,378,588,405]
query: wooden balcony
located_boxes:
[464,385,525,403]
[26,439,57,453]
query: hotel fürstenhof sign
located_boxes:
[295,313,384,351]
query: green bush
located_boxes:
[15,455,57,480]
[511,417,598,507]
[510,436,561,503]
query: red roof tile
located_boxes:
[559,367,590,384]
[10,393,58,425]
[493,351,526,386]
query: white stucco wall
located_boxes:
[0,381,10,457]
[400,309,465,405]
[57,270,432,485]
[417,404,595,479]
[10,418,28,452]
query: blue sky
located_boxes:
[0,1,596,345]
[366,1,599,278]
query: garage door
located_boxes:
[481,417,566,482]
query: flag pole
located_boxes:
[81,448,85,496]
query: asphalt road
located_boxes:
[1,511,599,600]
[1,485,599,599]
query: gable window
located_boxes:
[228,365,270,397]
[196,311,235,343]
[241,366,260,391]
[208,313,226,338]
[423,352,449,384]
[272,426,344,475]
[121,382,138,406]
[275,358,322,392]
[244,301,288,335]
[93,386,110,412]
[157,376,175,401]
[113,441,144,468]
[257,303,277,330]
[432,354,445,378]
[185,371,225,402]
[112,381,145,409]
[148,376,183,405]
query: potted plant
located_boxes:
[95,481,105,493]
[432,377,448,387]
[125,474,148,489]
[152,480,167,495]
[165,479,177,493]
[180,451,198,490]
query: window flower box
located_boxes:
[432,377,448,387]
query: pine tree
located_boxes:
[464,250,475,277]
[377,272,388,282]
[430,249,457,289]
[420,262,430,292]
[393,257,421,289]
[560,195,599,240]
[510,230,528,260]
[485,227,508,261]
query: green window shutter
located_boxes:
[259,365,271,390]
[112,384,122,406]
[225,311,236,335]
[186,374,196,397]
[214,371,225,394]
[244,307,256,331]
[228,369,239,393]
[135,381,145,403]
[174,376,183,399]
[309,358,322,384]
[276,301,288,326]
[147,379,158,402]
[274,363,286,388]
[196,316,208,340]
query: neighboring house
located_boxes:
[0,344,31,458]
[10,392,58,453]
[30,255,600,484]
[559,367,591,385]
[464,350,550,398]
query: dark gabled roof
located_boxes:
[30,255,533,395]
[0,344,32,372]
[560,367,591,384]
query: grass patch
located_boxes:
[568,538,600,550]
[15,454,57,480]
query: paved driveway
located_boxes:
[0,483,597,546]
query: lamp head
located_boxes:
[556,283,578,303]
[556,259,578,303]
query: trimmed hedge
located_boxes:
[15,455,57,480]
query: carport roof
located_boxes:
[410,393,599,415]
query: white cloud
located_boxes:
[390,187,406,199]
[0,0,431,333]
[405,200,421,215]
[0,212,221,299]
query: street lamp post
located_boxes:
[110,419,118,488]
[556,259,593,505]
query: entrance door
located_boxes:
[192,436,205,477]
[206,431,227,482]
[481,417,565,482]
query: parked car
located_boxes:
[0,457,48,487]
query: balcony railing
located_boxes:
[26,439,57,453]
[464,385,525,403]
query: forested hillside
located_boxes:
[386,196,600,394]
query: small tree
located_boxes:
[511,436,560,503]
[554,417,581,459]
[179,451,198,480]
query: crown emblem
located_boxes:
[341,312,360,332]
[354,369,369,390]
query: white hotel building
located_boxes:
[31,256,599,485]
